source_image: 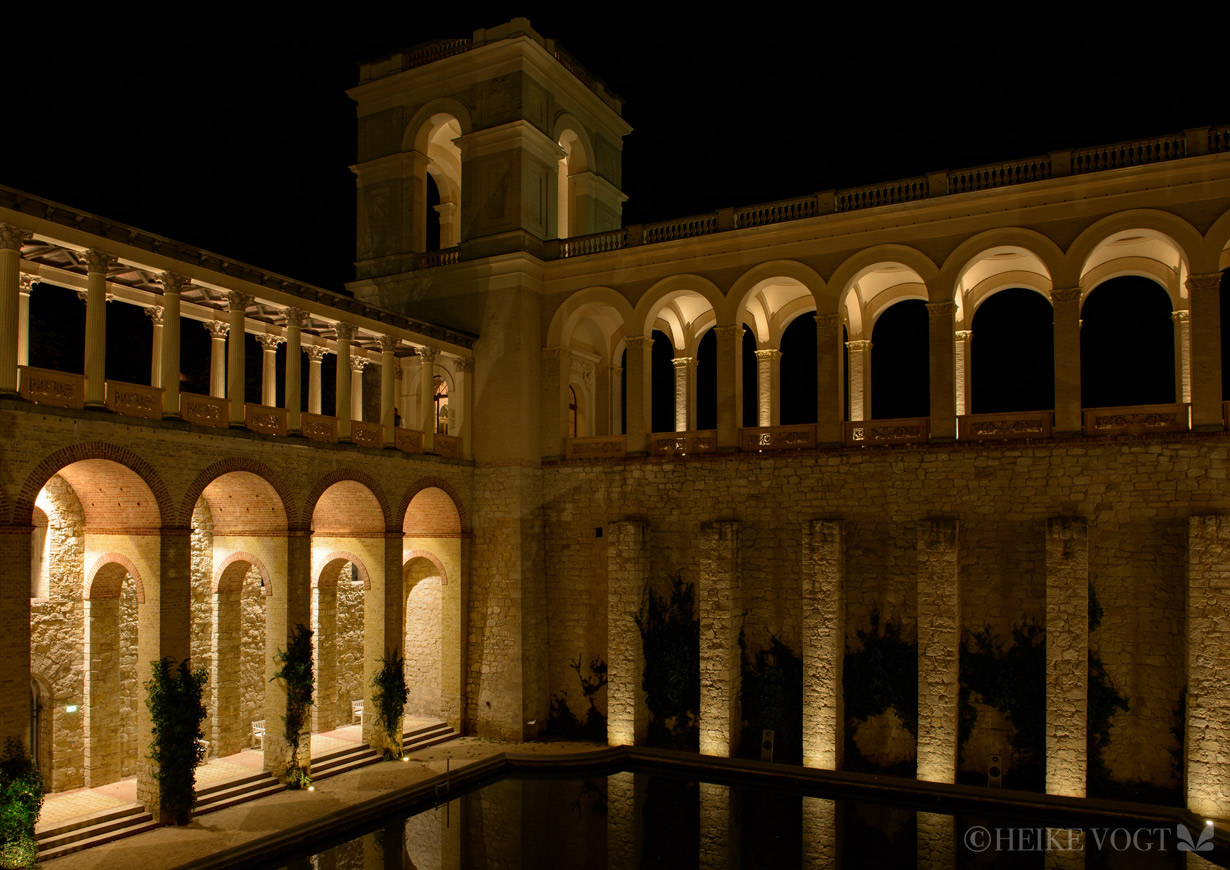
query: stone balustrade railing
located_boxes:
[180,393,227,429]
[1083,403,1190,436]
[434,433,461,458]
[106,381,163,420]
[844,418,930,447]
[301,413,338,443]
[740,424,817,452]
[564,434,626,459]
[648,430,718,456]
[245,403,287,437]
[19,366,84,409]
[415,247,460,269]
[521,125,1227,262]
[395,429,424,454]
[958,411,1052,441]
[351,420,383,449]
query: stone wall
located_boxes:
[335,576,365,729]
[190,500,214,723]
[31,475,85,792]
[404,568,442,718]
[542,437,1222,789]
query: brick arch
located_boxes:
[180,458,296,530]
[212,551,273,596]
[85,553,146,604]
[316,551,371,591]
[306,469,394,534]
[404,550,449,587]
[15,443,171,529]
[399,476,469,535]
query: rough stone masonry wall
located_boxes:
[189,501,214,726]
[31,474,85,792]
[404,571,442,719]
[540,437,1224,789]
[117,581,139,778]
[239,567,266,745]
[335,576,365,728]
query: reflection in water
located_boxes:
[272,774,1194,869]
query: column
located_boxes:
[434,201,459,248]
[305,345,327,415]
[418,346,438,451]
[610,364,624,435]
[955,329,972,417]
[916,813,955,870]
[541,346,570,456]
[846,339,872,421]
[206,322,228,398]
[83,249,114,406]
[0,225,28,393]
[916,518,959,784]
[754,348,781,426]
[1187,274,1224,430]
[607,771,641,868]
[0,526,32,748]
[159,273,184,416]
[146,307,164,388]
[607,520,649,746]
[816,314,843,444]
[350,354,370,422]
[379,336,399,446]
[1187,516,1230,818]
[1172,310,1191,405]
[801,798,839,869]
[1046,517,1088,797]
[17,274,36,369]
[456,356,474,459]
[698,521,741,757]
[226,291,251,425]
[672,356,695,432]
[333,322,354,438]
[1052,287,1082,435]
[803,520,844,769]
[625,336,653,453]
[698,783,738,870]
[595,362,613,435]
[284,308,305,431]
[926,300,956,440]
[258,334,282,407]
[713,325,742,449]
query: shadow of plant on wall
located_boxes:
[843,609,918,777]
[635,573,699,751]
[739,633,803,764]
[272,625,314,787]
[145,658,207,824]
[547,656,608,742]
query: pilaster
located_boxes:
[624,336,653,454]
[926,301,956,440]
[713,325,742,449]
[754,348,781,426]
[1187,274,1223,429]
[607,520,649,746]
[802,519,843,769]
[954,329,972,416]
[1052,288,1082,435]
[672,355,696,432]
[698,521,741,757]
[1046,516,1088,797]
[816,314,843,444]
[17,273,37,372]
[541,346,570,457]
[846,339,872,422]
[916,518,959,783]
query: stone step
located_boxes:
[193,777,284,816]
[37,802,146,840]
[311,746,381,781]
[38,806,156,861]
[195,768,276,798]
[404,722,459,754]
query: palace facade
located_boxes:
[2,21,1230,821]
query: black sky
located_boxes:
[2,33,1226,295]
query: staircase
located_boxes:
[37,804,157,862]
[404,720,459,753]
[193,769,282,816]
[310,741,381,782]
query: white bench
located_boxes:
[252,720,265,749]
[351,699,364,727]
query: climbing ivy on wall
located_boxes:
[272,624,315,785]
[548,655,608,742]
[0,740,43,869]
[958,622,1045,790]
[372,652,408,761]
[146,658,208,824]
[843,609,917,776]
[739,634,803,764]
[635,574,700,750]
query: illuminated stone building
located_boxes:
[2,20,1230,829]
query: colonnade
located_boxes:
[0,225,473,454]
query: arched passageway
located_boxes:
[1081,277,1175,408]
[312,556,367,733]
[871,300,929,419]
[970,288,1054,413]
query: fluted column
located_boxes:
[846,339,872,421]
[456,356,474,459]
[332,322,354,438]
[145,306,164,388]
[926,300,956,440]
[1171,310,1191,405]
[159,273,184,416]
[284,308,305,431]
[350,354,370,421]
[816,314,843,444]
[1187,274,1224,430]
[0,224,28,394]
[226,291,251,424]
[379,336,398,446]
[672,355,696,432]
[258,334,283,406]
[625,336,653,453]
[713,325,742,449]
[755,348,781,426]
[1052,287,1082,435]
[17,273,36,370]
[954,329,972,417]
[418,346,438,451]
[83,249,115,406]
[206,321,228,399]
[305,344,327,415]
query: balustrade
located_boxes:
[564,434,626,459]
[105,381,163,420]
[395,428,424,454]
[244,403,287,437]
[351,420,383,448]
[1072,136,1184,173]
[843,418,929,447]
[836,177,928,212]
[648,430,717,456]
[180,393,228,429]
[301,412,338,443]
[1082,403,1190,436]
[18,366,84,409]
[740,424,817,452]
[958,411,1052,441]
[433,432,461,458]
[643,215,716,244]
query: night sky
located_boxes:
[1,33,1226,423]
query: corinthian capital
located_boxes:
[226,290,253,312]
[350,355,372,372]
[258,333,284,351]
[158,272,189,295]
[283,307,308,329]
[418,346,440,363]
[379,335,400,353]
[332,322,356,342]
[0,223,30,251]
[305,345,329,362]
[205,320,230,339]
[83,249,116,273]
[925,300,955,318]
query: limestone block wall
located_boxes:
[189,501,213,721]
[1186,515,1230,817]
[211,567,266,756]
[117,583,139,778]
[310,585,336,733]
[802,520,843,769]
[403,806,444,870]
[698,521,741,757]
[404,570,442,719]
[540,437,1221,792]
[335,578,365,728]
[31,474,85,792]
[916,520,959,784]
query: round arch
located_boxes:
[827,245,941,307]
[212,551,274,596]
[729,260,829,325]
[633,274,727,337]
[85,553,146,603]
[939,228,1065,292]
[399,477,469,535]
[1066,211,1203,283]
[315,551,372,590]
[547,286,635,350]
[16,443,170,530]
[306,470,394,534]
[180,459,295,530]
[401,98,474,153]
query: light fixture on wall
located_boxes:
[65,705,78,713]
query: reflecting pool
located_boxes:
[265,773,1216,869]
